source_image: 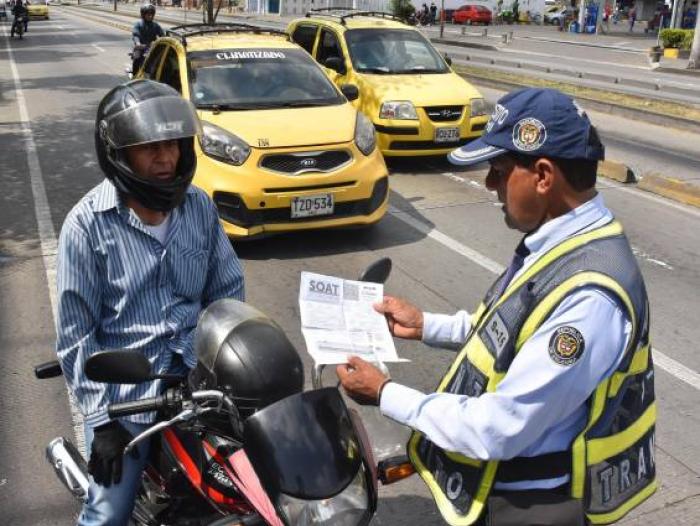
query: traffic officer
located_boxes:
[337,88,656,525]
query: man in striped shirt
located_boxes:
[56,80,244,525]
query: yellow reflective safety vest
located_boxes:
[408,220,656,525]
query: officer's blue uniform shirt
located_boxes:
[380,193,632,490]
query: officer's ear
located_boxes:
[533,157,557,196]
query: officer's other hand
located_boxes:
[336,356,391,406]
[374,295,424,340]
[88,421,138,487]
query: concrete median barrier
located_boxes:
[637,174,700,208]
[598,160,637,184]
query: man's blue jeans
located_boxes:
[77,421,152,526]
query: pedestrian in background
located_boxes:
[430,1,437,25]
[628,3,637,32]
[602,2,612,32]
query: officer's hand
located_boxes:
[336,356,391,406]
[374,295,424,340]
[88,421,138,488]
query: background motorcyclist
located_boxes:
[10,0,28,37]
[55,79,244,525]
[131,3,163,75]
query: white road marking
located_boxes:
[654,353,700,391]
[597,178,700,219]
[632,247,674,270]
[499,46,652,71]
[389,202,700,392]
[2,25,86,454]
[92,43,105,52]
[390,206,504,274]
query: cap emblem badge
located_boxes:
[512,118,546,152]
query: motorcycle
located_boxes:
[34,259,414,526]
[11,15,26,39]
[127,44,150,80]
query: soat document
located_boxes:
[299,271,402,365]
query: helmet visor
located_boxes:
[102,96,202,149]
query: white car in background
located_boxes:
[544,5,567,24]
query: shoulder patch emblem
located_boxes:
[548,326,585,366]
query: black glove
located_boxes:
[88,421,138,487]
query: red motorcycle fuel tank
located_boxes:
[162,426,252,514]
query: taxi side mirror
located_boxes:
[340,84,359,102]
[444,54,453,66]
[324,56,347,75]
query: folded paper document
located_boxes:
[299,271,403,365]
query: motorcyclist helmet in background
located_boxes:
[140,3,156,19]
[190,299,305,421]
[95,79,202,211]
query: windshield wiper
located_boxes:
[397,67,446,74]
[277,101,332,108]
[195,103,258,111]
[358,67,392,74]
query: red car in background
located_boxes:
[452,4,493,24]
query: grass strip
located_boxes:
[454,64,700,123]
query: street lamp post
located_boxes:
[440,0,445,38]
[689,8,700,69]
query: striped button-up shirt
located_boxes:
[56,180,245,427]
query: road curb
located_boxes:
[431,38,500,52]
[598,161,636,184]
[656,66,700,77]
[637,174,700,208]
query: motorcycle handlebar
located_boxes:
[108,396,165,419]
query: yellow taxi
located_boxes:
[137,23,388,238]
[288,10,489,157]
[27,1,49,19]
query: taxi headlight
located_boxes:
[379,101,418,120]
[199,121,250,166]
[354,112,376,156]
[277,466,370,526]
[469,98,488,118]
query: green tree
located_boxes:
[391,0,416,21]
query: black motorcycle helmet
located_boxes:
[140,3,156,18]
[95,80,201,212]
[189,300,305,420]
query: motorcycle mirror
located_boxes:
[358,257,392,284]
[85,350,152,384]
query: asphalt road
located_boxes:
[1,12,700,525]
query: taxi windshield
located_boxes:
[344,29,449,75]
[188,48,343,110]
